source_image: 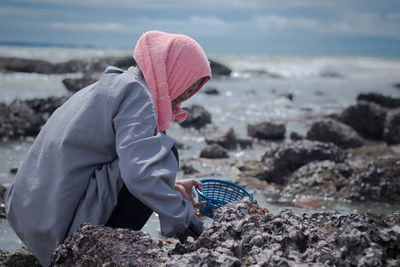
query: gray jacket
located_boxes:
[5,66,203,266]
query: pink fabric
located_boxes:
[134,31,211,132]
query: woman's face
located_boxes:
[171,78,203,110]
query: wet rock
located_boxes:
[209,60,231,76]
[52,224,168,266]
[290,132,304,140]
[24,96,69,120]
[279,92,294,100]
[0,184,7,218]
[383,108,400,145]
[235,136,253,148]
[202,87,220,95]
[306,118,364,148]
[204,124,237,149]
[343,155,400,201]
[247,121,286,140]
[62,76,98,92]
[0,100,44,140]
[179,105,212,129]
[281,160,353,199]
[338,100,387,139]
[180,164,199,175]
[50,200,400,266]
[250,140,347,185]
[0,247,41,267]
[172,199,400,267]
[0,57,54,74]
[357,92,400,109]
[200,144,229,159]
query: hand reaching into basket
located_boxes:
[174,179,206,217]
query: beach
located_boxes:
[1,46,400,264]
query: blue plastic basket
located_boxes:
[195,179,253,218]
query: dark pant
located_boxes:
[105,145,179,230]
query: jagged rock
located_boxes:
[24,96,69,120]
[342,155,400,201]
[179,105,212,129]
[0,184,6,219]
[62,76,98,92]
[209,60,231,76]
[306,118,364,148]
[235,136,253,148]
[250,140,347,185]
[247,121,286,140]
[0,100,44,140]
[357,92,400,109]
[383,108,400,145]
[171,199,400,267]
[200,144,229,159]
[52,224,168,266]
[290,131,304,140]
[281,160,353,199]
[0,247,41,267]
[202,87,220,95]
[338,100,387,139]
[204,124,237,149]
[180,164,199,175]
[0,57,54,74]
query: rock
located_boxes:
[0,57,54,74]
[51,224,168,266]
[10,168,18,174]
[357,92,400,109]
[200,144,229,159]
[393,83,400,89]
[62,77,98,92]
[343,155,400,201]
[24,96,69,120]
[48,199,400,266]
[180,164,199,175]
[290,132,304,140]
[179,105,212,129]
[281,160,353,199]
[338,100,387,139]
[250,140,347,185]
[209,60,231,76]
[279,92,294,100]
[0,100,44,140]
[235,136,253,149]
[306,118,364,149]
[383,108,400,145]
[0,247,41,267]
[202,87,220,95]
[320,70,343,78]
[171,199,400,267]
[247,121,286,140]
[204,124,237,149]
[0,184,6,219]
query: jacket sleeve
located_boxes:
[112,84,203,236]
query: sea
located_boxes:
[1,46,400,251]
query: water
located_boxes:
[1,46,400,250]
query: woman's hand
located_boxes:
[174,179,206,217]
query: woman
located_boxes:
[5,30,211,266]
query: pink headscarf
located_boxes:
[134,31,211,132]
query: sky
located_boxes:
[1,0,400,56]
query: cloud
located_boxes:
[252,12,400,38]
[46,22,130,32]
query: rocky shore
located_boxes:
[49,199,399,266]
[0,56,400,266]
